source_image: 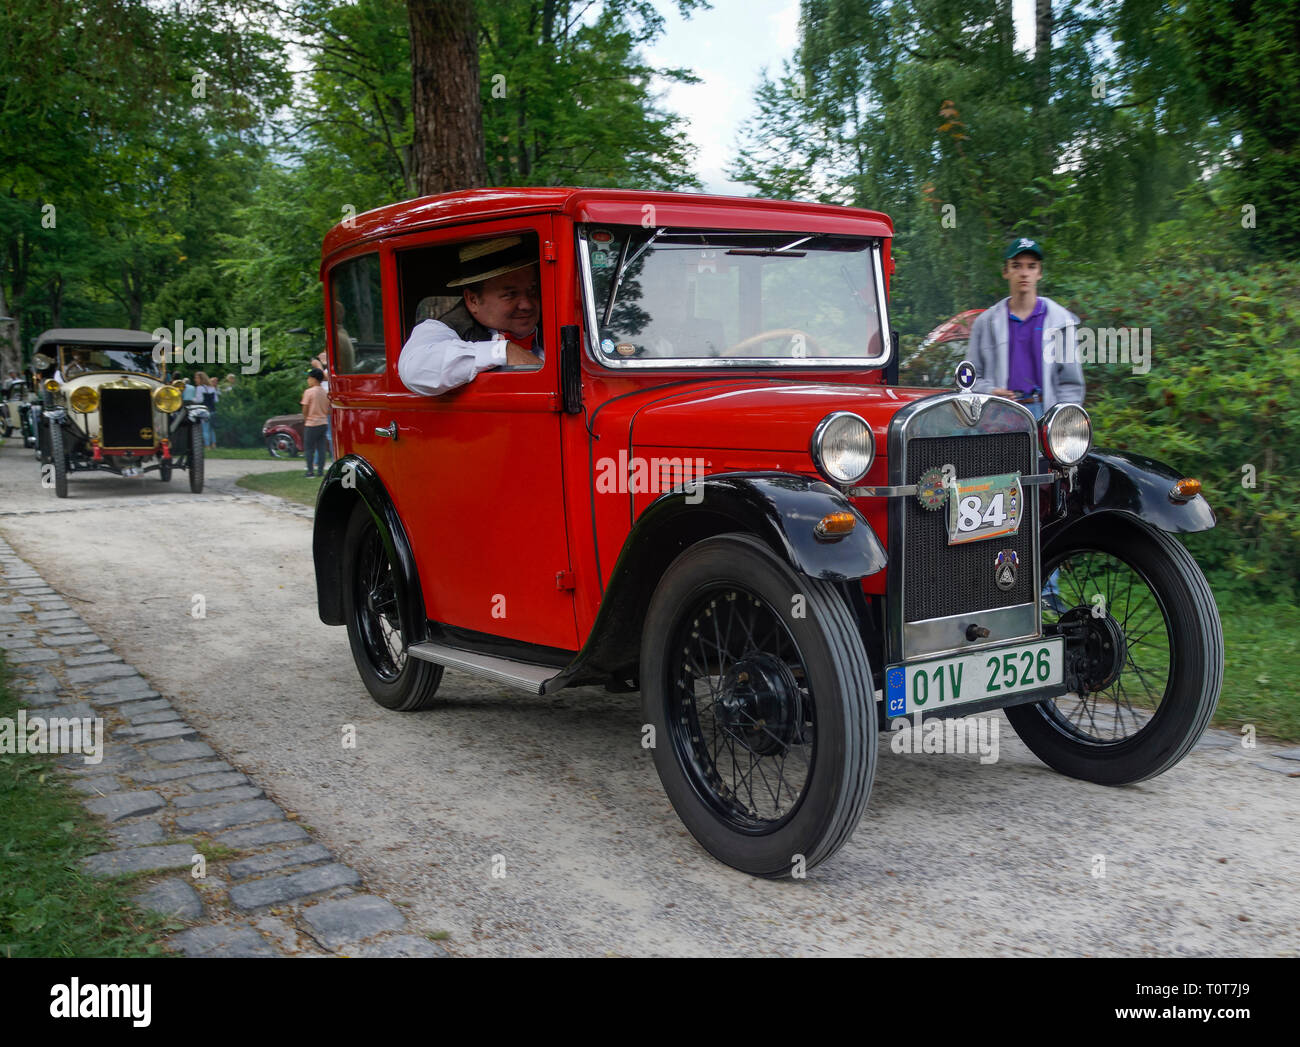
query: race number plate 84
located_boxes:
[886,637,1064,718]
[946,471,1023,545]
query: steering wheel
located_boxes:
[717,328,823,358]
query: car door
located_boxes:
[326,247,395,487]
[382,215,579,654]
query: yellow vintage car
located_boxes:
[30,328,206,498]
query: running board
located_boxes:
[407,642,558,695]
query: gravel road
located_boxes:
[1,437,1296,956]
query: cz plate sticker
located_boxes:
[945,471,1023,545]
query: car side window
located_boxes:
[396,231,541,346]
[330,253,385,374]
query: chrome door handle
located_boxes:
[375,421,398,440]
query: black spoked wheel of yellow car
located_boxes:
[641,533,875,878]
[48,422,68,499]
[1005,515,1223,785]
[342,502,442,711]
[188,422,204,493]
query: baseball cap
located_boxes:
[1005,236,1044,260]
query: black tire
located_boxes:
[342,502,443,711]
[159,455,172,482]
[1005,515,1222,785]
[641,533,875,878]
[267,433,298,459]
[48,423,68,499]
[188,424,204,493]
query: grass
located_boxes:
[0,659,180,956]
[206,446,283,460]
[1214,590,1300,741]
[236,469,326,506]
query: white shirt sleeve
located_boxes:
[398,318,506,396]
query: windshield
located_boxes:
[581,225,886,364]
[58,346,163,379]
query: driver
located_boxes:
[61,350,94,379]
[398,237,543,396]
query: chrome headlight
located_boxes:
[810,411,873,485]
[1040,403,1092,466]
[69,386,99,413]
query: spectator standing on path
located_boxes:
[301,367,329,478]
[968,236,1085,420]
[189,371,218,448]
[205,375,221,448]
[311,353,333,458]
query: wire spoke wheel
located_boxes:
[342,502,442,711]
[1006,516,1222,785]
[355,523,407,680]
[670,585,816,831]
[642,534,874,877]
[1039,547,1171,745]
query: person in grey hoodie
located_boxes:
[968,237,1085,420]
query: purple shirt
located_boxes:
[1006,297,1046,396]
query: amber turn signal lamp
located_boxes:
[1170,478,1201,501]
[814,511,856,541]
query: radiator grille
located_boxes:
[99,389,154,448]
[902,433,1036,621]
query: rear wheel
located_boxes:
[188,424,204,493]
[48,424,68,498]
[342,503,442,711]
[1005,516,1222,785]
[641,533,875,877]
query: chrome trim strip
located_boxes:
[574,228,894,371]
[848,484,918,498]
[901,604,1038,661]
[408,642,556,695]
[850,471,1055,498]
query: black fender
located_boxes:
[312,454,427,644]
[1044,448,1215,545]
[546,472,885,691]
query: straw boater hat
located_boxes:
[447,236,536,288]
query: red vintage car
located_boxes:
[261,413,305,458]
[312,188,1222,877]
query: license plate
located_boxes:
[885,637,1064,718]
[946,472,1023,544]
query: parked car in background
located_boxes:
[30,328,207,498]
[262,413,305,458]
[899,308,985,386]
[1,376,36,447]
[312,187,1223,878]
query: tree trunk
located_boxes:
[407,0,487,196]
[1035,0,1053,104]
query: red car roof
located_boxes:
[320,187,893,266]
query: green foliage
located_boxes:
[213,370,305,448]
[1061,263,1300,599]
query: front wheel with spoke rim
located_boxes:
[1006,515,1222,785]
[641,533,875,877]
[342,503,442,711]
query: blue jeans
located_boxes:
[202,415,215,446]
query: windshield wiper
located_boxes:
[604,227,666,326]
